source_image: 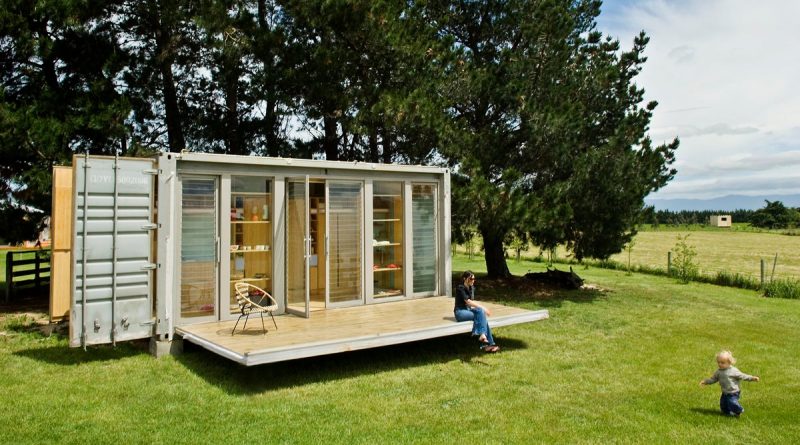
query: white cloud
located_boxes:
[667,45,695,64]
[675,123,759,138]
[656,172,800,199]
[598,0,800,199]
[708,151,800,172]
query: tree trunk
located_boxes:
[223,55,242,155]
[323,115,338,160]
[159,59,185,153]
[368,129,379,162]
[481,226,511,278]
[265,96,279,156]
[257,0,267,28]
[154,13,185,154]
[381,127,393,164]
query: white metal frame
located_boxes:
[284,176,311,318]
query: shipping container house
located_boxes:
[63,153,548,365]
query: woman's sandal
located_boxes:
[481,344,500,353]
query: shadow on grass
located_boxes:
[490,288,605,309]
[459,273,605,309]
[13,339,148,365]
[175,334,529,395]
[531,289,606,308]
[689,407,727,417]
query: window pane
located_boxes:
[181,178,216,318]
[329,182,362,304]
[412,184,437,293]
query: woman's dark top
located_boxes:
[454,284,474,310]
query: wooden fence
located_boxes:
[5,250,51,303]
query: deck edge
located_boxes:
[178,331,247,365]
[241,308,549,366]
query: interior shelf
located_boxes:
[232,192,272,196]
[373,289,403,297]
[230,277,272,282]
[373,267,402,272]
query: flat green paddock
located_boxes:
[1,254,798,444]
[608,230,800,280]
[477,229,800,280]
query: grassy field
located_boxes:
[2,254,798,444]
[607,230,800,280]
[462,228,800,281]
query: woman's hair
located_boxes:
[716,350,736,365]
[461,270,475,282]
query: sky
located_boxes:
[595,0,800,200]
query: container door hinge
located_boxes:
[140,318,156,326]
[141,263,158,271]
[141,223,158,230]
[143,169,159,175]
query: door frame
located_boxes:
[285,176,311,318]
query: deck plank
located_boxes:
[176,296,548,366]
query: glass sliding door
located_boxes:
[286,178,310,317]
[412,184,438,295]
[229,176,272,316]
[327,181,363,307]
[372,181,404,299]
[179,176,218,322]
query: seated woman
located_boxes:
[454,270,499,352]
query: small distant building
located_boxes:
[709,215,732,227]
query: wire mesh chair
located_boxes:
[232,282,278,335]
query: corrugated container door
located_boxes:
[70,156,157,347]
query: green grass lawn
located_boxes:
[1,255,799,443]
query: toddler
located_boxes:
[699,350,760,417]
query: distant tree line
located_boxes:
[642,208,755,226]
[642,200,800,229]
[1,1,678,276]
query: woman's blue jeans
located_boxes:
[454,307,495,345]
[720,391,743,415]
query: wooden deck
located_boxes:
[176,296,549,366]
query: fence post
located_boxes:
[667,251,672,276]
[34,250,41,290]
[771,253,778,282]
[760,258,765,289]
[4,251,11,303]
